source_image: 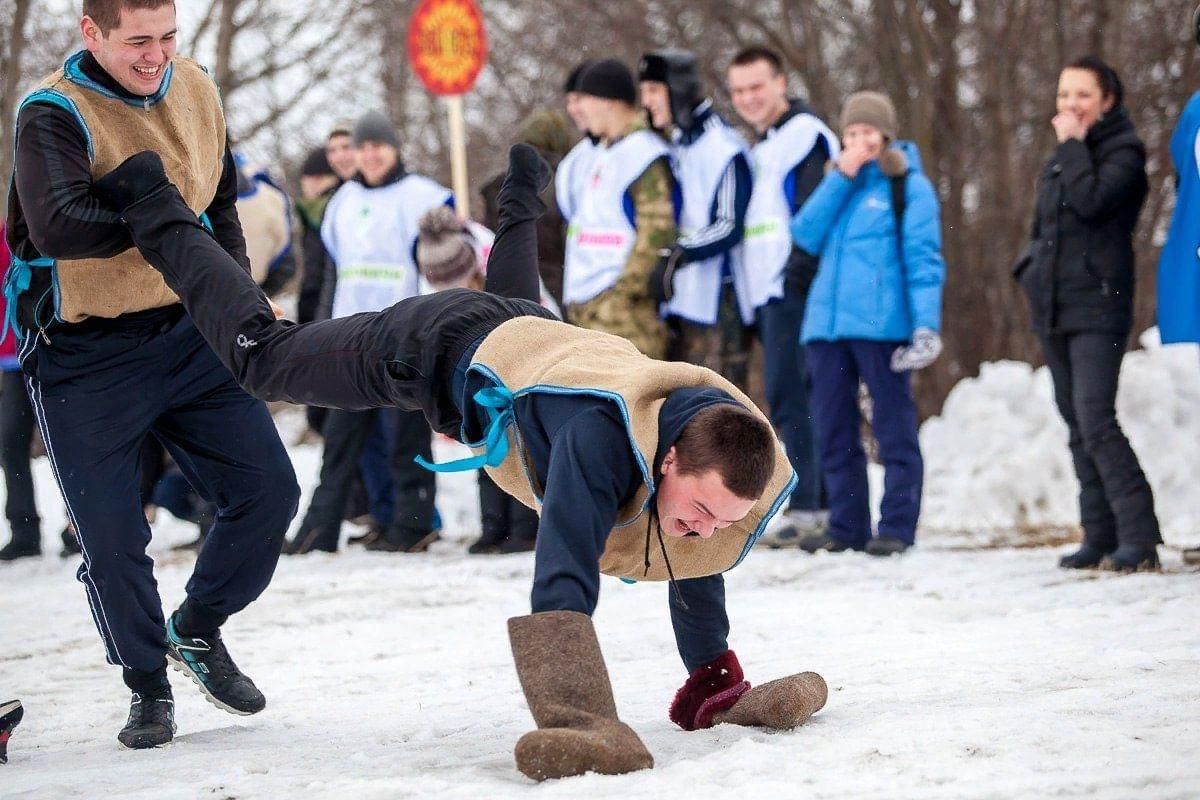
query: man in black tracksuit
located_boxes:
[5,5,298,750]
[92,144,824,780]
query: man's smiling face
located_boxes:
[82,4,177,97]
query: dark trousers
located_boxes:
[669,284,754,392]
[20,311,299,672]
[298,407,435,549]
[756,294,823,511]
[1,369,40,544]
[478,470,538,543]
[807,340,923,548]
[1039,332,1160,548]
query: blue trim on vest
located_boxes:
[63,50,174,108]
[199,212,213,233]
[728,468,798,571]
[19,89,95,162]
[2,254,54,343]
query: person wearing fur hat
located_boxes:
[283,110,450,555]
[639,49,753,390]
[790,90,946,557]
[89,142,829,781]
[563,58,678,359]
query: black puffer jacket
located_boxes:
[1013,106,1148,334]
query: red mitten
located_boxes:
[668,649,751,731]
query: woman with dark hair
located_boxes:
[1013,55,1161,571]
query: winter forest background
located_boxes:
[2,0,1198,416]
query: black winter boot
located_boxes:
[1059,543,1110,569]
[1101,544,1160,573]
[0,537,40,562]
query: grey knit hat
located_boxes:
[417,206,479,288]
[353,110,400,149]
[840,91,898,140]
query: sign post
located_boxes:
[407,0,487,220]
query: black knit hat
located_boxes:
[353,110,400,149]
[563,59,597,94]
[576,59,637,106]
[300,147,334,177]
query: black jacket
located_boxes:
[1014,106,1148,334]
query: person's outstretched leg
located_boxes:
[92,153,429,412]
[485,144,551,303]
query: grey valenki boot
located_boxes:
[507,611,654,781]
[712,671,828,729]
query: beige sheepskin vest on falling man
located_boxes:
[469,316,796,582]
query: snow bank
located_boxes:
[919,330,1200,546]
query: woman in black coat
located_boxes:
[1013,55,1161,571]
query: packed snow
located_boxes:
[2,341,1199,798]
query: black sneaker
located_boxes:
[865,537,911,557]
[1058,543,1110,569]
[1101,545,1160,573]
[0,700,23,763]
[165,615,266,715]
[0,540,40,562]
[798,532,854,554]
[117,689,175,749]
[365,528,440,553]
[1184,547,1200,566]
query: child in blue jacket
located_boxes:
[789,92,946,555]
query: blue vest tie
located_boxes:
[415,385,515,473]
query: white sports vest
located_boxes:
[562,130,670,305]
[662,121,749,325]
[322,174,451,318]
[555,137,598,222]
[735,112,838,319]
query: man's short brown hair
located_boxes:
[730,46,785,75]
[673,404,776,500]
[82,0,175,34]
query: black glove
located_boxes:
[782,247,819,300]
[93,151,173,212]
[649,247,684,306]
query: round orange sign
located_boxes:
[407,0,488,96]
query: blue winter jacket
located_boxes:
[790,140,945,343]
[1157,91,1200,345]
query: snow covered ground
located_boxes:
[3,342,1200,798]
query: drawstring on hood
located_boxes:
[644,504,688,611]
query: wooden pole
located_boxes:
[446,94,470,219]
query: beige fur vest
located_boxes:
[32,55,226,322]
[471,317,795,581]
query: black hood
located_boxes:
[653,387,739,475]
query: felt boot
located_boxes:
[711,671,828,730]
[508,611,653,781]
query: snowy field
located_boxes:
[3,338,1200,798]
